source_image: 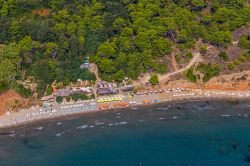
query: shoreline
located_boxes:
[0,89,250,129]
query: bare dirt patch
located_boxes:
[163,70,250,91]
[0,90,35,116]
[232,26,250,41]
[204,71,250,91]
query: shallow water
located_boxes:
[1,100,250,166]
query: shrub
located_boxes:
[218,51,228,61]
[200,46,208,55]
[197,64,221,82]
[233,60,240,65]
[244,52,250,61]
[0,81,9,94]
[12,83,32,98]
[239,34,250,49]
[90,93,95,99]
[36,80,47,98]
[186,52,193,59]
[175,54,182,63]
[56,96,63,103]
[46,86,53,95]
[238,55,247,63]
[66,96,71,102]
[156,64,167,74]
[149,74,159,85]
[114,70,125,82]
[185,69,197,82]
[71,93,89,101]
[227,63,236,70]
[78,69,96,81]
[55,82,64,89]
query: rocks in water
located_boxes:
[191,101,210,110]
[244,155,250,163]
[25,130,31,136]
[176,106,187,110]
[227,99,240,105]
[23,139,29,144]
[232,144,238,150]
[247,145,250,151]
[22,139,43,150]
[219,146,230,155]
[199,102,210,109]
[229,140,239,150]
[0,132,11,136]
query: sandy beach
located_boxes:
[0,88,250,129]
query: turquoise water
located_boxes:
[1,100,250,166]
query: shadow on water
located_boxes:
[0,132,12,136]
[22,138,44,150]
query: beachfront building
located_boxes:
[53,87,71,97]
[97,81,118,95]
[71,87,93,94]
[97,87,118,95]
[41,95,55,102]
[121,85,134,92]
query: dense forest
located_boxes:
[0,0,249,98]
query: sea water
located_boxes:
[1,100,250,166]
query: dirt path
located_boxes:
[172,53,178,71]
[133,40,203,86]
[203,0,212,14]
[132,51,202,86]
[89,64,99,97]
[159,51,201,82]
[159,39,203,83]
